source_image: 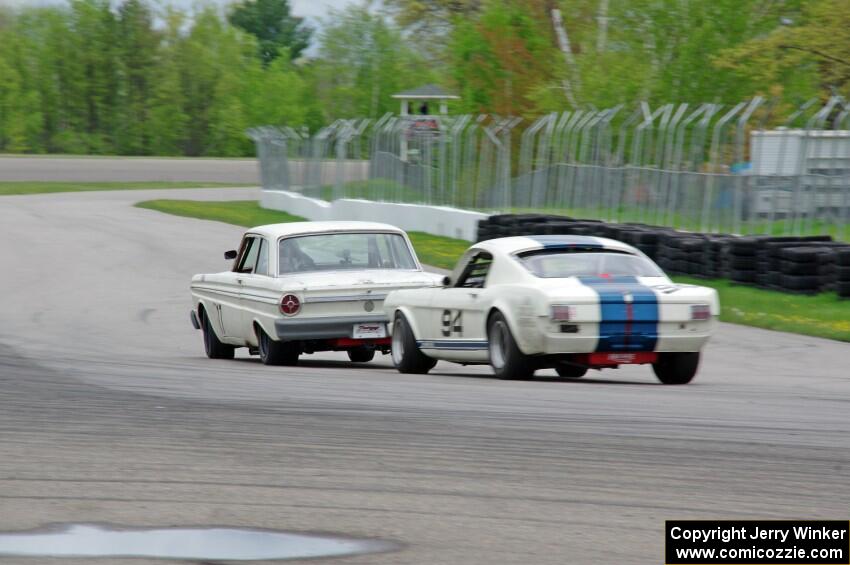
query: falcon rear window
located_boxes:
[278,232,416,274]
[516,249,664,278]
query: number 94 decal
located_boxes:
[441,310,463,337]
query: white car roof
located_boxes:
[248,221,407,239]
[474,235,639,256]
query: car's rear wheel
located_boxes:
[555,363,587,378]
[256,325,299,366]
[652,352,700,384]
[391,312,436,374]
[488,312,534,380]
[347,348,375,363]
[201,310,234,360]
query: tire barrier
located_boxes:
[477,215,850,298]
[836,249,850,298]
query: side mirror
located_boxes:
[442,275,452,287]
[224,250,238,260]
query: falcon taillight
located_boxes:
[280,294,301,316]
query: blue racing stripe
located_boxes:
[578,275,658,352]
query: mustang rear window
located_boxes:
[279,232,416,274]
[516,250,664,278]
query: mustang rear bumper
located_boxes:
[275,314,389,341]
[527,318,715,354]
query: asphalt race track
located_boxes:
[0,188,848,564]
[0,156,259,184]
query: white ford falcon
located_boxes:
[384,235,719,383]
[190,221,441,365]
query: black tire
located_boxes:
[780,247,821,263]
[256,325,299,366]
[555,364,587,378]
[391,313,436,374]
[652,352,700,385]
[730,255,755,269]
[487,311,534,380]
[201,310,234,360]
[729,269,757,283]
[780,274,820,290]
[347,348,375,363]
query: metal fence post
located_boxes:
[702,102,746,233]
[733,96,763,235]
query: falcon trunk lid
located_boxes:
[281,270,440,315]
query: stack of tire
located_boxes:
[477,214,617,241]
[705,236,733,279]
[777,245,847,294]
[601,224,662,261]
[727,237,760,284]
[680,237,709,277]
[657,233,705,276]
[837,249,850,298]
[477,214,540,241]
[475,215,850,297]
[755,237,830,291]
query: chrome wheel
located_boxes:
[391,320,405,366]
[258,331,269,362]
[391,313,436,374]
[489,320,507,370]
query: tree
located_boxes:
[385,0,481,39]
[311,5,432,120]
[448,0,558,117]
[146,8,188,155]
[715,0,848,105]
[0,27,42,152]
[227,0,311,64]
[116,0,158,154]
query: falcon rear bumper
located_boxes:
[274,314,389,341]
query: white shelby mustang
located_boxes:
[190,221,442,365]
[383,235,719,384]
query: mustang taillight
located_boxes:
[690,304,711,321]
[280,294,301,316]
[550,305,574,321]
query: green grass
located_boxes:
[136,198,466,271]
[674,276,850,342]
[405,232,468,271]
[0,181,251,196]
[138,198,850,342]
[136,199,304,226]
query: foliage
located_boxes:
[308,5,433,120]
[1,0,848,157]
[714,0,850,102]
[227,0,312,64]
[447,0,559,117]
[0,0,308,156]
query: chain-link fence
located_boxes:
[248,97,850,239]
